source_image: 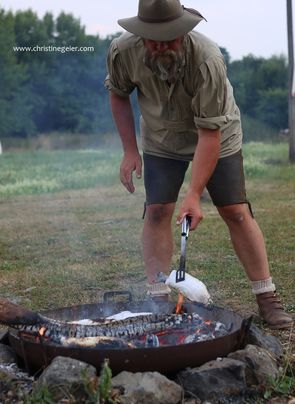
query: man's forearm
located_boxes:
[109,91,138,154]
[189,128,221,197]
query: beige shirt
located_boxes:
[105,31,243,160]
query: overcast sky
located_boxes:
[1,0,291,61]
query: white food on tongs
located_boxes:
[166,270,212,305]
[166,215,212,305]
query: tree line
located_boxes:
[0,8,288,141]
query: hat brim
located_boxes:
[118,9,204,41]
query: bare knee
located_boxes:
[145,203,175,225]
[218,204,252,224]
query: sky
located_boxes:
[1,0,291,61]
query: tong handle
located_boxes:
[179,216,191,269]
[175,216,191,282]
[181,216,190,239]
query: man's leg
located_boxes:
[142,153,189,298]
[217,203,293,329]
[206,151,293,329]
[142,202,176,283]
[217,204,269,281]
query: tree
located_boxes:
[0,9,35,137]
[0,7,290,140]
[228,54,288,138]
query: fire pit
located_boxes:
[7,291,245,375]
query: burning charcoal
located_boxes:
[8,306,231,351]
[197,333,215,342]
[145,334,160,347]
[60,336,136,349]
[213,321,232,337]
[191,313,204,325]
[183,334,196,344]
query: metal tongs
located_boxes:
[175,216,190,283]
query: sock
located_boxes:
[251,277,276,295]
[147,283,171,296]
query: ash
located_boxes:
[63,311,232,349]
[134,313,231,348]
[0,363,34,403]
[0,362,33,381]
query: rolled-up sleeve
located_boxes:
[104,40,135,96]
[192,56,233,130]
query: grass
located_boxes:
[0,142,294,367]
[0,142,294,308]
[0,149,119,196]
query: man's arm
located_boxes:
[177,128,221,230]
[109,91,142,193]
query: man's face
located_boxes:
[143,37,185,82]
[143,37,183,53]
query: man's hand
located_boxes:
[176,189,203,230]
[120,151,142,193]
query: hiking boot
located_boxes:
[256,291,293,329]
[146,282,171,302]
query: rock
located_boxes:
[112,371,183,404]
[245,324,284,359]
[0,329,9,344]
[0,366,34,402]
[33,356,97,402]
[0,368,20,402]
[269,397,295,404]
[228,344,279,386]
[0,368,15,401]
[177,358,247,401]
[0,343,16,364]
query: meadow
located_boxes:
[0,142,294,308]
[0,140,294,396]
[0,141,294,300]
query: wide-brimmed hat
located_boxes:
[118,0,205,41]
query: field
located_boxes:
[0,141,294,395]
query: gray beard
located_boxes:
[143,48,185,83]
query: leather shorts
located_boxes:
[143,150,249,208]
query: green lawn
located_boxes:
[0,142,294,311]
[0,149,119,196]
[0,141,294,398]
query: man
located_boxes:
[105,0,293,329]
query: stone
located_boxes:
[177,358,247,401]
[269,397,295,404]
[0,366,34,401]
[0,368,18,401]
[245,324,284,359]
[0,343,16,364]
[33,356,97,402]
[112,371,183,404]
[228,344,279,386]
[0,329,9,344]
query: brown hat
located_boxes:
[118,0,205,41]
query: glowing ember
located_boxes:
[17,311,233,349]
[39,327,46,337]
[133,314,231,347]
